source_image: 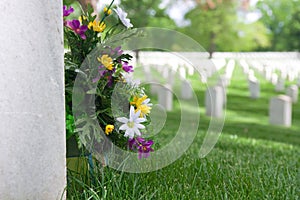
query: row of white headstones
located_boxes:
[240,58,300,127]
[136,52,300,127]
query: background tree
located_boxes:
[256,0,300,51]
[181,0,238,58]
[181,0,270,57]
[119,0,176,29]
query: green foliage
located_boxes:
[257,0,300,51]
[120,0,176,29]
[182,0,238,56]
[181,0,271,54]
[234,21,270,51]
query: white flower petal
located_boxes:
[133,109,141,119]
[125,129,134,139]
[142,98,150,104]
[113,7,133,28]
[119,124,128,130]
[129,106,135,120]
[135,123,145,129]
[133,127,141,136]
[117,117,129,123]
[135,118,146,123]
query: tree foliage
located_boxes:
[181,0,270,56]
[256,0,300,51]
[119,0,176,29]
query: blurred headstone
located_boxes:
[269,95,292,127]
[205,86,223,118]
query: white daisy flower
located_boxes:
[123,73,140,88]
[142,98,152,107]
[113,7,133,28]
[117,106,146,138]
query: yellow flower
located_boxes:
[105,125,114,135]
[78,15,87,23]
[136,104,151,117]
[97,55,114,70]
[131,95,152,117]
[88,20,106,32]
[104,7,112,15]
[130,95,148,107]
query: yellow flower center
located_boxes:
[127,121,135,128]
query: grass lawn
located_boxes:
[67,63,300,199]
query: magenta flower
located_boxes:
[137,139,154,159]
[66,20,88,40]
[92,65,115,87]
[128,137,154,159]
[122,62,133,73]
[111,46,123,56]
[63,5,74,17]
[128,138,137,150]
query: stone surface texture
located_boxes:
[0,0,66,199]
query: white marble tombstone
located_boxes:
[288,71,295,82]
[248,77,260,99]
[297,77,300,87]
[0,0,66,199]
[264,67,272,81]
[216,82,227,107]
[280,70,287,80]
[205,86,223,117]
[167,68,175,86]
[271,73,278,85]
[269,95,292,127]
[248,69,255,79]
[158,84,173,111]
[200,71,208,83]
[286,85,298,103]
[275,78,285,92]
[181,80,193,100]
[240,59,249,74]
[143,65,152,82]
[178,66,186,80]
[162,66,169,79]
[225,59,235,79]
[187,65,194,76]
[218,75,230,87]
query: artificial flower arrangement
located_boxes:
[63,1,154,159]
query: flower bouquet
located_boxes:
[63,1,154,161]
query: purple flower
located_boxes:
[63,5,74,17]
[66,20,88,40]
[111,46,123,56]
[93,66,106,83]
[128,138,137,150]
[92,65,115,87]
[137,139,154,159]
[122,62,133,73]
[128,137,154,159]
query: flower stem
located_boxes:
[100,0,115,23]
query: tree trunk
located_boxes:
[209,32,216,59]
